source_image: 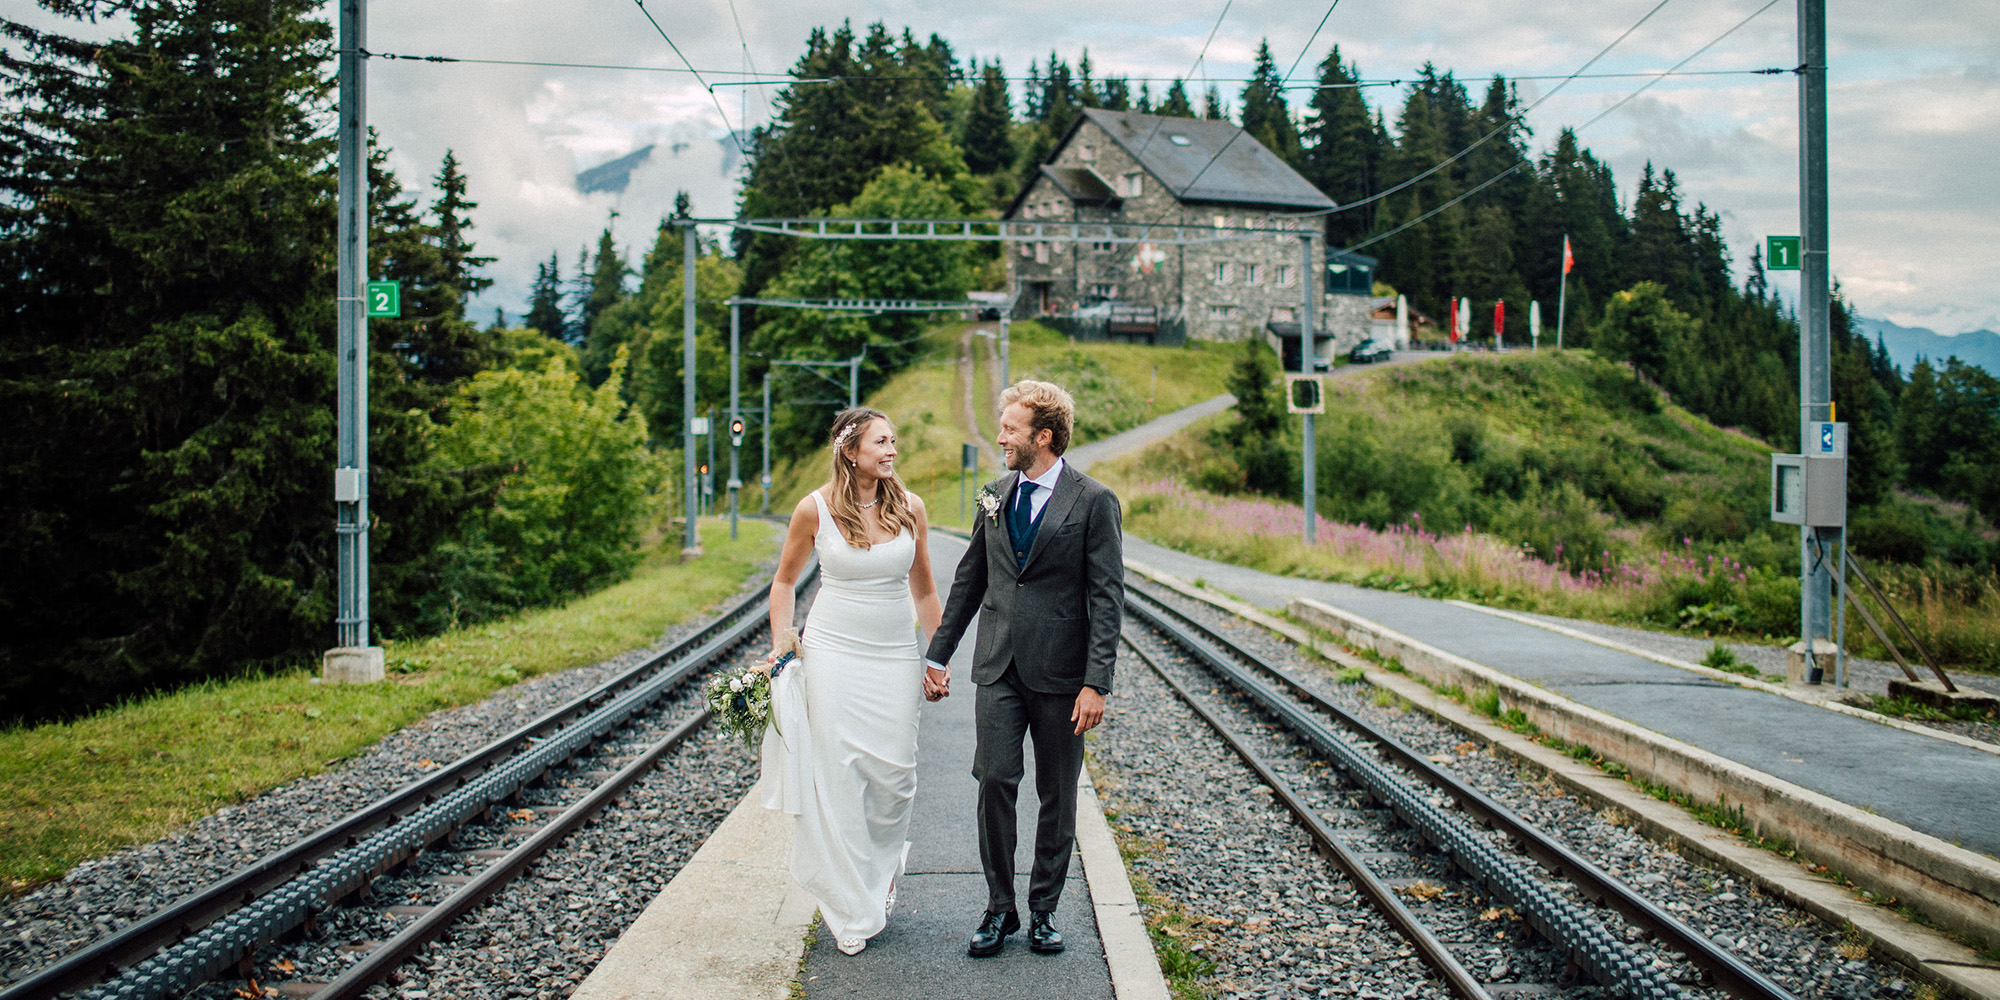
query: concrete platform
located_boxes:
[571,533,1166,1000]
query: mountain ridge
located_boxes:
[1856,316,2000,376]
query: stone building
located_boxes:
[1003,108,1371,363]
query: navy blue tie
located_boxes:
[1011,481,1039,553]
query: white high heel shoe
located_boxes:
[837,936,867,955]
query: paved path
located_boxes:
[796,532,1116,998]
[1124,536,2000,858]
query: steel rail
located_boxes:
[4,562,814,1000]
[308,702,719,999]
[1125,589,1693,1000]
[1128,585,1800,1000]
[1120,634,1494,1000]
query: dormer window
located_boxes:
[1121,172,1143,197]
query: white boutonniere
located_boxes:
[976,485,1003,522]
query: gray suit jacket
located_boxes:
[926,462,1123,695]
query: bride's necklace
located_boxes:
[857,497,879,509]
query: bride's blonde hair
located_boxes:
[824,407,915,549]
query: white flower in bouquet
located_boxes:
[729,676,745,693]
[977,485,1003,522]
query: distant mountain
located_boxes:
[1855,317,2000,377]
[575,145,655,195]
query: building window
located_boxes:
[1019,241,1033,258]
[1244,263,1260,285]
[1271,307,1296,323]
[1168,134,1191,146]
[1277,264,1294,286]
[1208,304,1239,319]
[1079,145,1096,162]
[1035,242,1049,264]
[1213,214,1230,229]
[1091,283,1118,299]
[1213,262,1231,284]
[1092,241,1116,252]
[1122,172,1143,197]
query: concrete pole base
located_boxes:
[680,545,705,561]
[1785,638,1838,685]
[322,646,386,684]
[1887,678,1997,712]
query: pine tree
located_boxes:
[962,60,1016,175]
[1158,79,1194,118]
[525,253,567,340]
[432,150,494,303]
[1303,45,1379,246]
[0,0,344,719]
[1202,85,1227,121]
[1238,41,1301,167]
[580,228,633,385]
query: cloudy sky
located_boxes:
[24,1,2000,334]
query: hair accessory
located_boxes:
[832,422,859,451]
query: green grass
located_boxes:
[0,519,776,893]
[1701,641,1760,677]
[1097,351,2000,672]
[760,320,1239,531]
[1861,694,1998,725]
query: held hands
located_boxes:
[923,665,951,701]
[1071,687,1106,735]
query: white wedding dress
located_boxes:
[761,490,923,943]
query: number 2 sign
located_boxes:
[366,281,401,318]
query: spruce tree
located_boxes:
[1238,41,1301,167]
[1304,45,1379,246]
[0,0,342,719]
[525,253,567,341]
[1202,85,1227,121]
[1158,79,1194,118]
[580,228,633,386]
[962,60,1016,175]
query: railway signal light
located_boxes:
[730,418,745,447]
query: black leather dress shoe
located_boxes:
[968,909,1021,957]
[1029,910,1065,953]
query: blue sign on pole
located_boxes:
[1821,424,1834,452]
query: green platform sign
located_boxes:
[1766,236,1801,271]
[366,281,401,317]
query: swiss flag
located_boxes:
[1562,235,1574,275]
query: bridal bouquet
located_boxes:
[706,628,799,748]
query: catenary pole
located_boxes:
[761,376,773,514]
[729,302,740,540]
[1798,0,1835,654]
[1556,236,1569,350]
[333,0,373,657]
[681,223,700,555]
[1299,233,1317,545]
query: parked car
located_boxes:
[1349,338,1393,363]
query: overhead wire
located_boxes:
[1337,0,1788,255]
[1291,0,1678,219]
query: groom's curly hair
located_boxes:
[1001,380,1075,456]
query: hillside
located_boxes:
[758,321,1237,527]
[1095,350,2000,669]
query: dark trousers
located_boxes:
[973,663,1085,913]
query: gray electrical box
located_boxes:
[1771,453,1846,527]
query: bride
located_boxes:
[761,406,948,955]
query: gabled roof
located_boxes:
[1038,165,1121,205]
[1081,108,1334,210]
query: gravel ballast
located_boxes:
[1087,581,1913,1000]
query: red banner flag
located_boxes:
[1494,300,1505,337]
[1562,235,1574,275]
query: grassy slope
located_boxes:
[0,519,776,891]
[763,321,1237,529]
[1099,351,2000,668]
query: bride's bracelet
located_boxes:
[769,649,797,678]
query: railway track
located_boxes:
[1122,582,1801,1000]
[2,561,816,1000]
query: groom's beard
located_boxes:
[1005,442,1043,472]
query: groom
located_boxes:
[924,379,1123,958]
